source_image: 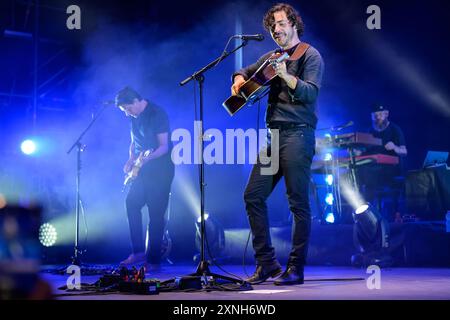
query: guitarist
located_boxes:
[231,3,324,285]
[115,86,174,270]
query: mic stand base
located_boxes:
[161,259,249,289]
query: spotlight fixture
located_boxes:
[21,139,37,155]
[325,174,333,186]
[325,212,335,224]
[324,153,333,161]
[194,213,224,261]
[351,203,392,267]
[39,223,57,247]
[325,193,334,206]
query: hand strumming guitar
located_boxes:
[123,157,137,174]
[123,150,153,189]
[231,75,246,96]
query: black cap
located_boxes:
[372,104,388,112]
[115,86,142,107]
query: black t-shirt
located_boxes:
[368,122,406,157]
[233,44,324,128]
[130,100,172,156]
[365,121,406,174]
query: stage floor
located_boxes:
[41,264,450,300]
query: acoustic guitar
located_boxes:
[222,42,310,116]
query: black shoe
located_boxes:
[274,265,304,286]
[245,263,283,284]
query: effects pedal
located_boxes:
[98,266,160,295]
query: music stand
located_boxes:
[163,40,250,289]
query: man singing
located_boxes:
[231,3,324,285]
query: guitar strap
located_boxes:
[287,42,310,61]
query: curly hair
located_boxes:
[263,3,304,37]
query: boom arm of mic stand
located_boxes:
[67,103,109,154]
[179,41,248,86]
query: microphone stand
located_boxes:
[163,41,250,288]
[66,103,109,270]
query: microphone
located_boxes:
[333,121,354,131]
[317,121,354,132]
[234,34,264,41]
[344,120,354,128]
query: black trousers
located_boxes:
[125,157,174,264]
[244,127,315,267]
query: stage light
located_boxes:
[39,223,57,247]
[324,153,333,161]
[197,212,209,223]
[355,204,369,215]
[325,193,334,206]
[325,174,333,186]
[351,203,392,267]
[325,212,335,224]
[195,213,225,260]
[21,139,37,155]
[339,179,366,210]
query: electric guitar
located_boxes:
[122,149,153,191]
[222,42,310,116]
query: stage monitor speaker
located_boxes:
[406,166,450,220]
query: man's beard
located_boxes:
[373,119,389,131]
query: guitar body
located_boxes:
[222,42,310,116]
[223,52,288,116]
[122,149,152,191]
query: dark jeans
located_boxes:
[244,126,315,267]
[126,157,174,264]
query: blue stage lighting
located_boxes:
[325,212,335,224]
[325,174,334,186]
[324,153,332,161]
[21,139,36,155]
[39,223,57,247]
[325,193,334,205]
[351,203,392,267]
[195,213,224,259]
[197,212,209,223]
